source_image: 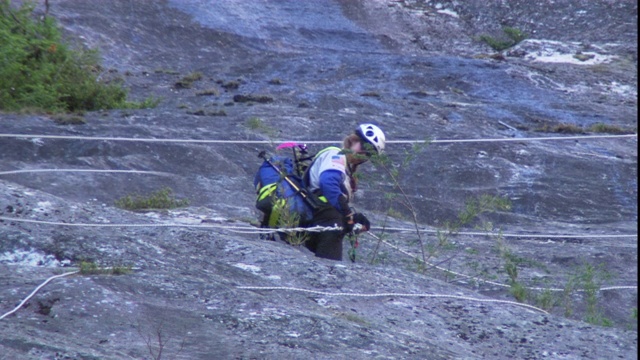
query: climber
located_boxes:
[302,123,386,260]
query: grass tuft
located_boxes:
[115,187,189,211]
[479,26,527,51]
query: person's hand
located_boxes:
[352,213,370,232]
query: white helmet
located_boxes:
[356,123,386,154]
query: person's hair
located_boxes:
[343,133,362,149]
[343,133,365,174]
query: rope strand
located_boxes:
[0,169,172,176]
[1,216,635,239]
[0,271,79,320]
[0,133,635,145]
[236,285,549,314]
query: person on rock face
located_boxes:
[302,123,386,260]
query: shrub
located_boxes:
[589,123,635,134]
[479,26,527,52]
[115,187,189,211]
[0,1,152,112]
[174,72,203,89]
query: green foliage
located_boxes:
[368,140,511,271]
[274,196,308,246]
[246,117,264,130]
[535,288,556,311]
[52,113,86,125]
[509,281,528,302]
[538,123,585,134]
[479,26,527,51]
[196,88,220,96]
[245,116,277,137]
[575,263,613,326]
[455,195,511,230]
[368,141,431,264]
[533,121,636,135]
[589,123,636,134]
[502,27,527,44]
[0,1,152,112]
[560,263,614,326]
[115,187,189,211]
[479,35,513,52]
[174,71,203,89]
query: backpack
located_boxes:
[254,155,314,228]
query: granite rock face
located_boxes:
[0,1,637,359]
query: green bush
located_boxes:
[115,187,190,211]
[479,26,527,52]
[0,1,153,112]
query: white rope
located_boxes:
[372,226,638,239]
[2,216,635,242]
[0,216,339,234]
[0,133,635,145]
[236,285,548,314]
[3,216,632,293]
[1,216,634,240]
[0,270,79,320]
[389,134,637,144]
[0,169,172,176]
[369,233,637,293]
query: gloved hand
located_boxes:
[352,213,370,232]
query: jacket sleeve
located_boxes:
[318,169,350,215]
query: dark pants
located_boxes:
[303,206,345,261]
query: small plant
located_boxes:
[122,96,161,109]
[502,27,527,44]
[187,109,206,116]
[208,109,227,116]
[509,282,528,302]
[246,117,265,130]
[174,71,203,89]
[561,263,614,326]
[221,80,240,90]
[115,187,189,211]
[535,288,556,311]
[52,114,86,125]
[494,230,529,302]
[245,117,278,138]
[589,123,635,134]
[479,26,527,51]
[196,88,219,96]
[578,263,613,326]
[233,94,274,103]
[273,194,308,246]
[535,123,585,134]
[137,315,186,360]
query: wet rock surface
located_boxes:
[0,0,637,359]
